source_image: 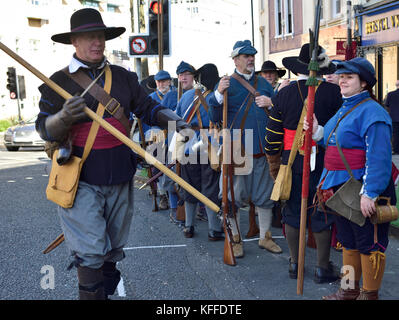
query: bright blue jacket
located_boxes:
[319,91,392,199]
[207,71,274,155]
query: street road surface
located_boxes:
[1,147,399,305]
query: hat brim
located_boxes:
[256,68,286,77]
[282,56,336,76]
[51,26,126,44]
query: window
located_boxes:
[274,0,294,37]
[82,0,99,9]
[285,0,293,35]
[275,0,283,36]
[332,0,342,18]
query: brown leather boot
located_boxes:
[77,265,106,300]
[322,281,360,300]
[356,289,379,300]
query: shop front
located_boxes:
[355,1,399,102]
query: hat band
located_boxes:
[71,23,106,32]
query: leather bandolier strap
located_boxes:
[63,66,131,136]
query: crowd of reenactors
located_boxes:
[36,8,396,300]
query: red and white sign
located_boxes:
[131,37,147,54]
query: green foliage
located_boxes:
[0,119,11,132]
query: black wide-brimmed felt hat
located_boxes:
[51,8,126,44]
[257,60,286,77]
[196,63,220,91]
[282,43,336,76]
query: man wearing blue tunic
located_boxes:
[146,70,174,210]
[207,40,282,257]
[175,63,223,240]
[162,62,196,225]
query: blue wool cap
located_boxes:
[335,57,376,87]
[154,70,171,81]
[176,61,195,75]
[231,40,257,58]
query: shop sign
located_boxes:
[362,7,399,46]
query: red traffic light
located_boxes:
[150,1,162,14]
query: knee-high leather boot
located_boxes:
[77,266,105,300]
[323,248,361,300]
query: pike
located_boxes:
[0,41,222,252]
[297,0,322,295]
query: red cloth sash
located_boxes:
[71,117,126,150]
[283,128,315,151]
[324,146,365,171]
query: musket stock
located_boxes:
[222,91,236,266]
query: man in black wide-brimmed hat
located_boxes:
[264,43,342,283]
[257,60,289,93]
[36,8,190,300]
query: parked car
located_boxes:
[3,117,45,151]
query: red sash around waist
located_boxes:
[324,146,366,171]
[71,117,126,150]
[283,128,316,151]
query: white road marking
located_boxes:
[123,244,187,250]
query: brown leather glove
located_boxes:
[266,153,281,181]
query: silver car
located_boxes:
[3,117,45,151]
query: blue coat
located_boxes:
[319,91,392,199]
[207,71,274,155]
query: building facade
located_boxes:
[355,0,399,101]
[0,0,131,120]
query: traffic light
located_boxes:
[147,0,170,55]
[6,67,17,99]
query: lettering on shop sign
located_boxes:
[365,15,399,34]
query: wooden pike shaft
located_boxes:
[0,41,220,214]
[297,79,317,295]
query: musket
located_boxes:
[139,162,175,190]
[137,118,159,212]
[0,42,224,252]
[222,91,236,266]
[297,0,322,295]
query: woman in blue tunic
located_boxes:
[306,57,395,300]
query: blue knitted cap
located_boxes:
[154,70,171,81]
[335,57,376,87]
[176,61,196,75]
[231,40,257,58]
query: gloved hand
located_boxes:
[59,96,87,127]
[155,108,192,136]
[266,153,281,181]
[45,96,87,141]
